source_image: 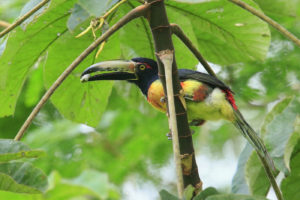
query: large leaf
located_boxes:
[0,190,41,200]
[0,162,48,193]
[254,0,300,33]
[78,0,119,17]
[281,147,300,200]
[262,96,299,171]
[67,4,90,32]
[119,3,155,60]
[231,143,252,194]
[244,96,299,196]
[245,152,269,196]
[168,6,199,69]
[43,27,118,126]
[284,130,300,171]
[0,170,118,199]
[67,169,119,199]
[0,139,47,193]
[159,189,179,200]
[19,0,50,29]
[206,194,268,200]
[194,187,219,200]
[166,0,270,65]
[0,139,45,162]
[0,0,77,117]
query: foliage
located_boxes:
[0,0,299,199]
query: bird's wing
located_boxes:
[178,69,233,93]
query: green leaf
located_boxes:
[166,0,270,65]
[167,7,199,69]
[245,152,270,196]
[67,169,119,199]
[0,139,45,162]
[119,3,155,60]
[67,4,90,32]
[262,96,299,172]
[0,150,45,162]
[0,190,42,200]
[284,130,300,171]
[0,139,31,153]
[24,120,86,178]
[77,0,118,17]
[19,0,50,29]
[43,24,120,126]
[231,143,252,194]
[0,162,48,193]
[206,194,268,200]
[0,0,77,117]
[281,150,300,200]
[245,97,299,196]
[24,66,44,107]
[0,173,40,194]
[159,189,179,200]
[45,183,99,199]
[184,185,195,200]
[253,0,300,32]
[193,187,219,200]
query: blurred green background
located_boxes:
[0,0,299,199]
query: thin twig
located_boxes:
[228,0,300,47]
[0,0,50,38]
[170,24,217,77]
[159,50,184,198]
[0,20,10,28]
[14,4,150,141]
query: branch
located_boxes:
[228,0,300,47]
[0,20,10,28]
[158,50,184,197]
[14,4,150,141]
[0,0,50,38]
[146,0,202,196]
[170,24,216,77]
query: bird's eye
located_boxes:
[139,64,146,70]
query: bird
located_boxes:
[80,57,275,172]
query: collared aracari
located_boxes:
[81,57,275,171]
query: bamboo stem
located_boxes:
[159,51,184,198]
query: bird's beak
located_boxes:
[80,60,138,82]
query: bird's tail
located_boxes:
[233,109,276,172]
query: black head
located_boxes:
[81,57,159,96]
[130,57,158,95]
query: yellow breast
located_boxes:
[146,79,234,122]
[147,80,166,112]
